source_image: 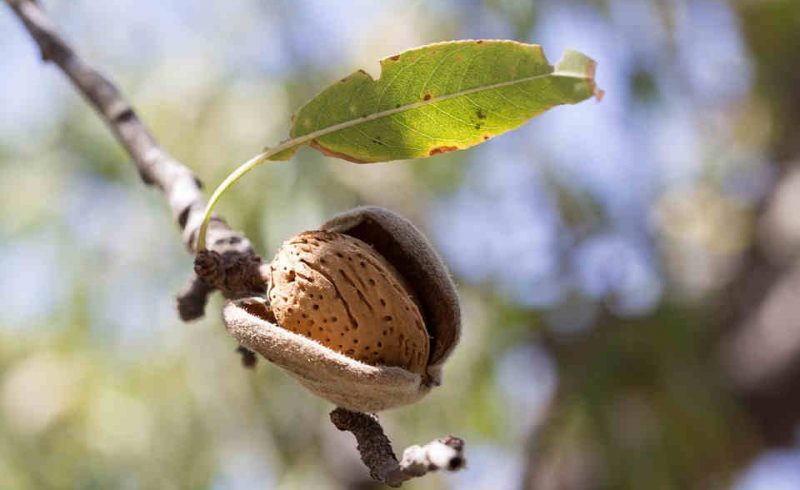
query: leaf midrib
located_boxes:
[279,67,591,154]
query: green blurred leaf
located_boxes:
[271,40,601,163]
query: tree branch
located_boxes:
[4,0,264,320]
[330,408,465,487]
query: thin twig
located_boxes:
[4,0,264,319]
[330,408,466,487]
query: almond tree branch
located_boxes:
[330,408,466,487]
[4,0,265,319]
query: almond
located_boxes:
[268,230,430,375]
[224,206,461,412]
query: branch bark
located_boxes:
[330,408,466,487]
[4,0,264,320]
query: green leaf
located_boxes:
[272,40,601,163]
[197,40,601,251]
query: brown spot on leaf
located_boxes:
[423,93,432,101]
[476,108,486,119]
[428,145,458,156]
[483,135,490,140]
[310,139,370,163]
[476,40,484,44]
[389,55,400,61]
[340,77,348,83]
[357,69,368,75]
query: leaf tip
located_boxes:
[593,86,605,102]
[555,49,603,101]
[581,54,604,101]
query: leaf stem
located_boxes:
[196,143,291,251]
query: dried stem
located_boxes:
[330,408,466,487]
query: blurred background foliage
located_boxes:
[2,0,800,489]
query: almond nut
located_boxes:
[223,206,461,412]
[268,230,430,375]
